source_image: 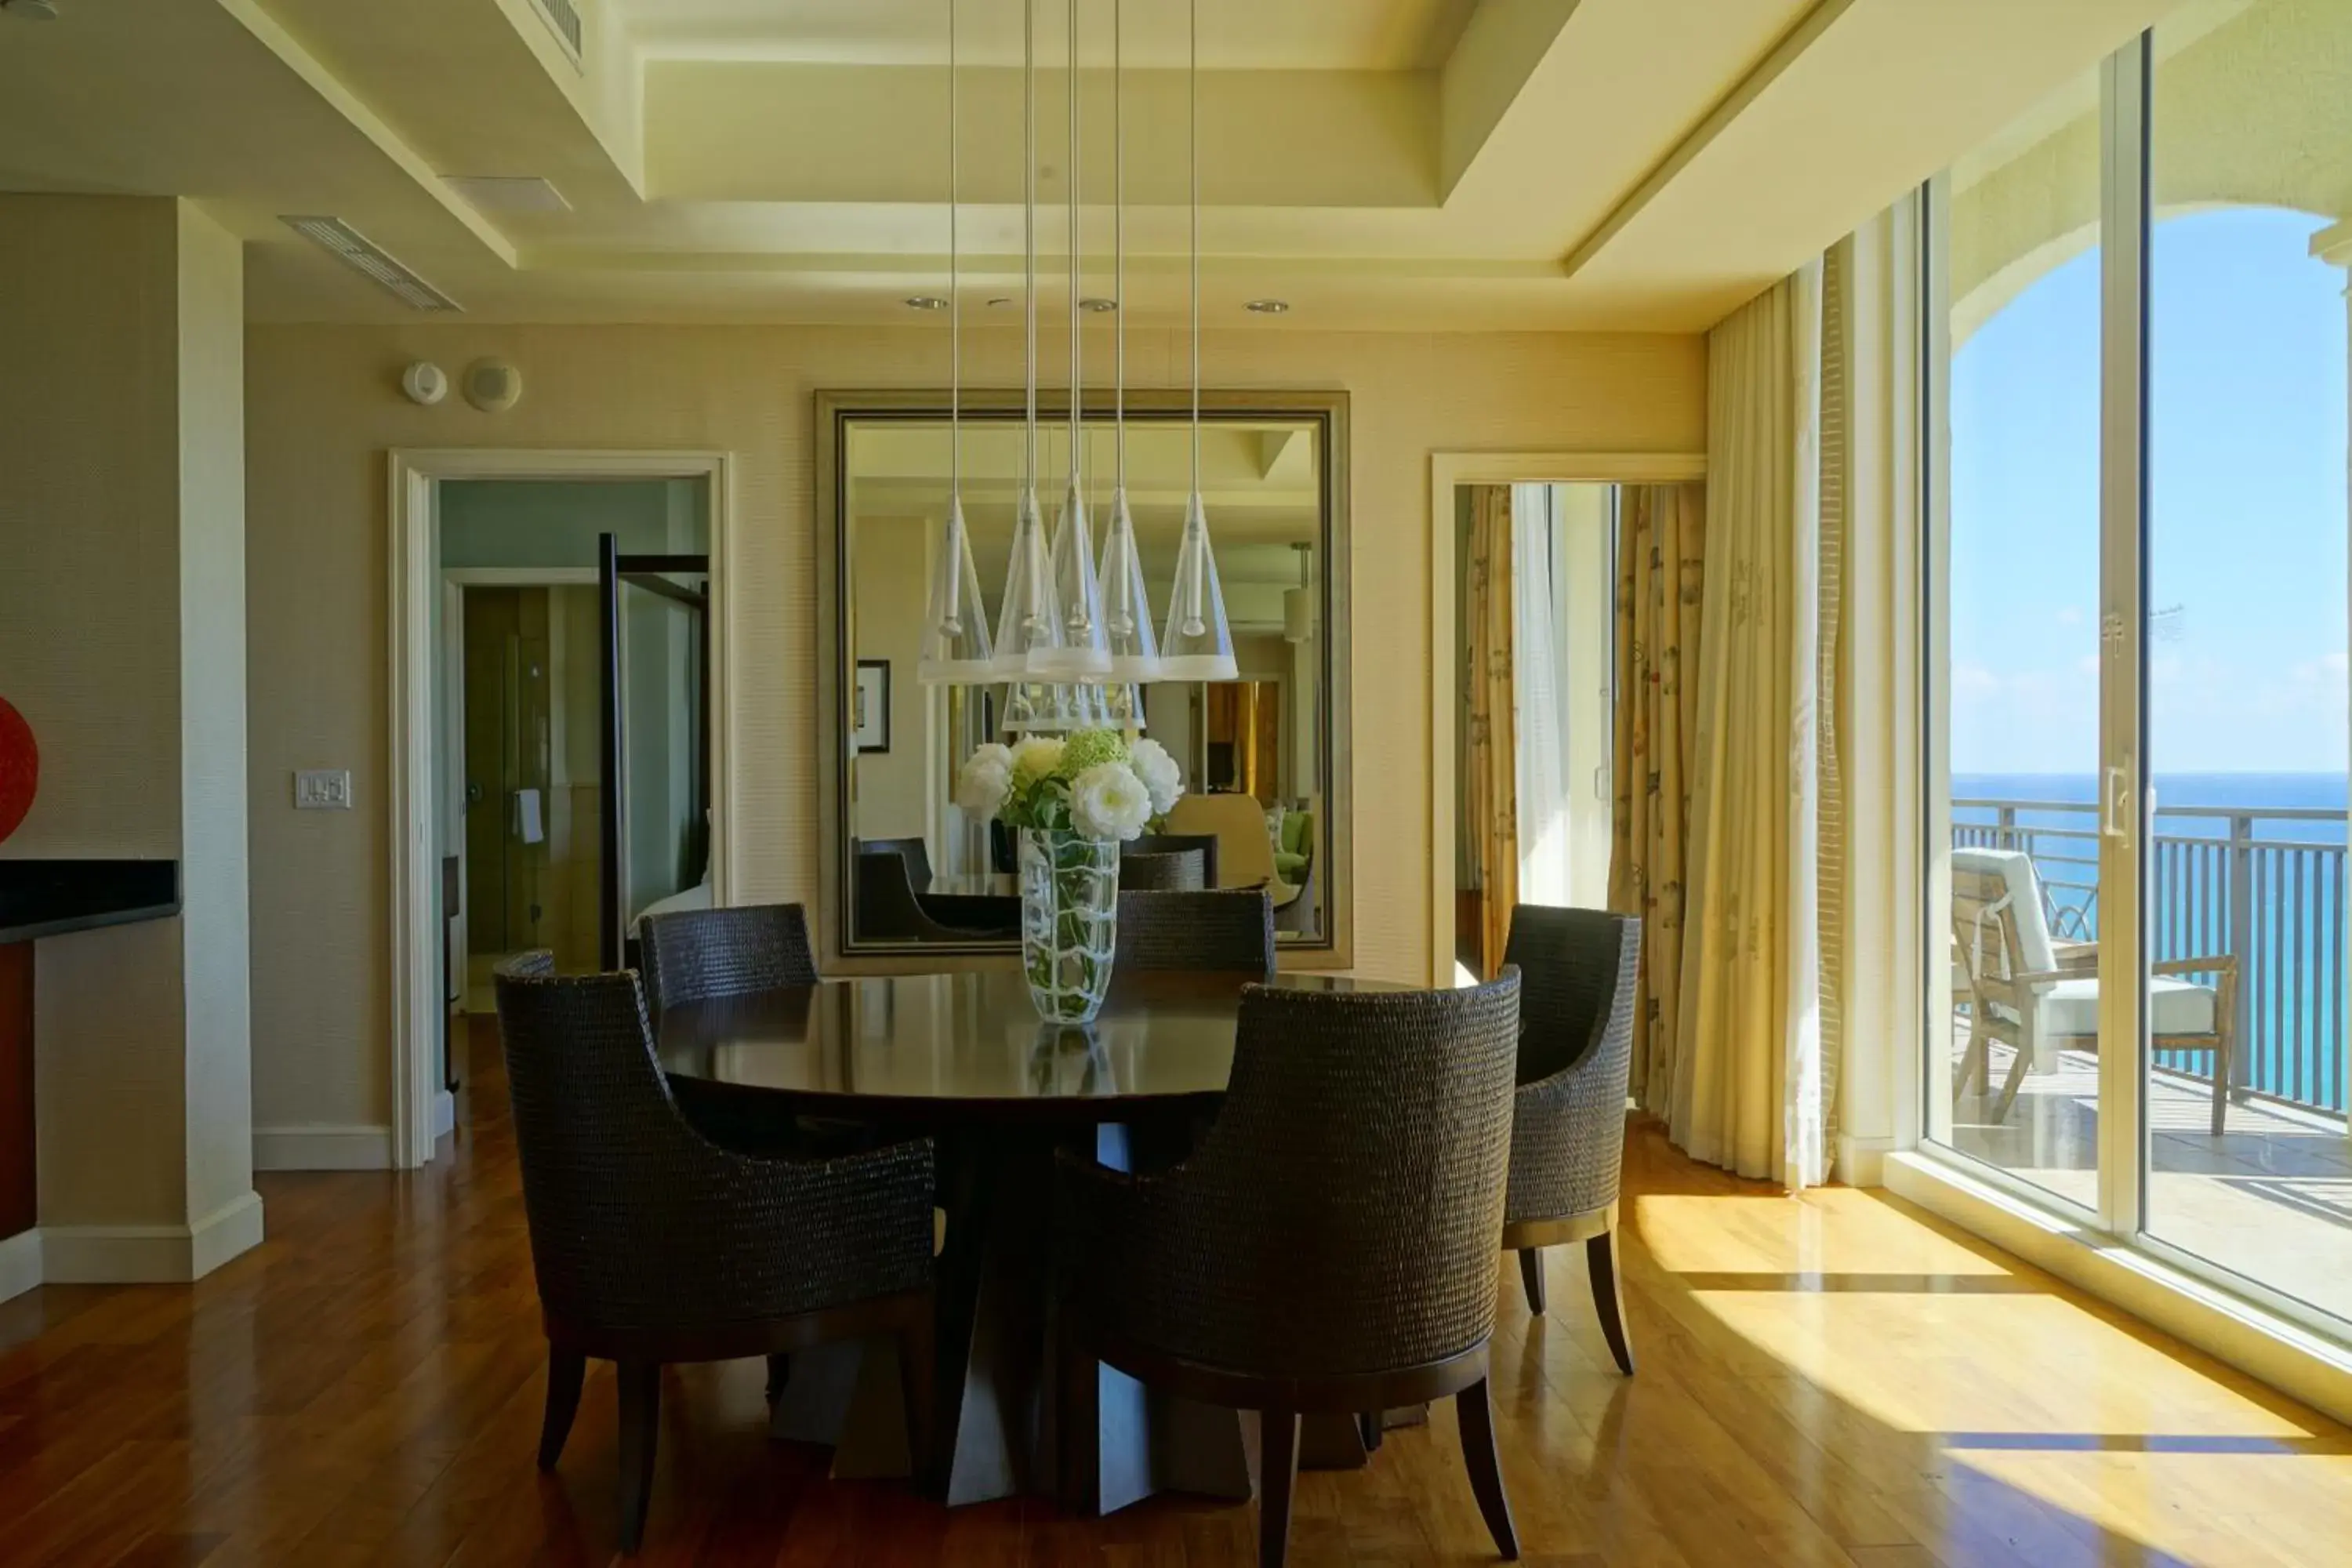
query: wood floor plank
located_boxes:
[5,1021,2352,1565]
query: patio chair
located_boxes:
[1949,848,2238,1135]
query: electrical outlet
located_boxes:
[294,769,353,810]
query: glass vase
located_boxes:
[1017,828,1120,1024]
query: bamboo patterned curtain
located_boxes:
[1610,483,1705,1112]
[1465,485,1518,978]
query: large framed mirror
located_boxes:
[816,389,1351,970]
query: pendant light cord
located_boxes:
[1024,0,1037,493]
[948,0,960,499]
[1189,0,1200,496]
[1068,0,1081,493]
[1113,0,1124,492]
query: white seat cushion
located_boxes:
[2039,975,2217,1040]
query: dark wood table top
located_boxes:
[655,969,1428,1123]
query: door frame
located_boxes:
[388,450,733,1169]
[1425,452,1705,985]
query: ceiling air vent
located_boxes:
[280,217,463,313]
[530,0,583,66]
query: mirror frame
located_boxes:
[815,387,1353,973]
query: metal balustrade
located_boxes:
[1952,797,2349,1116]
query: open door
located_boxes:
[597,533,712,971]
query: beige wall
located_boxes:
[850,514,936,845]
[243,321,1704,1131]
[0,195,253,1260]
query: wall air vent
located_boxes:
[280,217,463,314]
[531,0,583,66]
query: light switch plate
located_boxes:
[294,769,353,810]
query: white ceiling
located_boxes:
[0,0,2190,331]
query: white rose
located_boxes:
[1069,761,1153,842]
[1011,735,1066,784]
[956,757,1011,816]
[1128,738,1184,815]
[971,741,1014,775]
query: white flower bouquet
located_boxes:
[954,729,1185,840]
[956,727,1186,1023]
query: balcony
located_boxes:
[1948,796,2352,1326]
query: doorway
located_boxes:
[1450,483,1619,982]
[390,452,731,1170]
[1425,452,1706,985]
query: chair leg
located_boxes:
[1990,1036,2033,1123]
[1356,1410,1384,1454]
[1257,1409,1301,1568]
[764,1352,790,1406]
[538,1346,585,1471]
[1516,1247,1547,1316]
[615,1360,662,1555]
[1587,1229,1636,1376]
[1058,1334,1100,1516]
[896,1312,938,1489]
[2209,1037,2231,1138]
[1455,1377,1519,1561]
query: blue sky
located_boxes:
[1950,205,2349,776]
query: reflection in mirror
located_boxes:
[843,411,1333,950]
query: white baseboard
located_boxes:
[431,1089,456,1141]
[42,1190,266,1284]
[0,1229,41,1305]
[1836,1134,1896,1188]
[253,1123,395,1171]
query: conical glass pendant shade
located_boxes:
[989,485,1062,681]
[917,494,994,684]
[1103,683,1146,731]
[1159,491,1238,680]
[1002,681,1094,733]
[1096,486,1161,682]
[1028,477,1111,680]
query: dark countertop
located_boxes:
[0,859,182,945]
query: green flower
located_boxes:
[1058,727,1128,778]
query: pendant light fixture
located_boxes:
[1159,0,1238,681]
[1035,0,1110,686]
[917,0,994,685]
[991,0,1067,728]
[1094,0,1160,728]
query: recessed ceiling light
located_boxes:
[904,296,950,311]
[2,0,61,18]
[1080,297,1118,314]
[1244,299,1290,315]
[986,296,1014,308]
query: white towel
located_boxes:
[514,788,544,845]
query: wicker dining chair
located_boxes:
[1498,905,1642,1375]
[1113,888,1276,978]
[1056,974,1526,1568]
[637,902,817,1017]
[492,953,935,1555]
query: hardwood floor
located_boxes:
[6,1018,2352,1566]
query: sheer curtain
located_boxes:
[1671,259,1833,1191]
[1513,485,1572,909]
[1463,485,1518,976]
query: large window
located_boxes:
[1926,3,2352,1336]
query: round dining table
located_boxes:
[656,967,1425,1512]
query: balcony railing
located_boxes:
[1953,797,2349,1116]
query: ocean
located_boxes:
[1951,772,2349,1111]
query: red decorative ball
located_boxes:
[0,697,36,846]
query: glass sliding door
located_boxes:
[1927,61,2111,1210]
[1924,13,2352,1347]
[2141,1,2352,1327]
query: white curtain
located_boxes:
[1513,485,1572,908]
[1671,261,1831,1190]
